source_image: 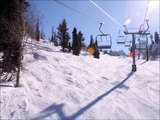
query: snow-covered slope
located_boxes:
[0,39,159,120]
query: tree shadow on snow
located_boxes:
[32,72,134,120]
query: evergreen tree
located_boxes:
[57,19,70,52]
[51,27,59,46]
[53,33,59,46]
[87,35,100,59]
[87,35,94,49]
[87,35,95,55]
[79,32,86,50]
[50,26,54,43]
[0,0,28,87]
[36,19,40,41]
[150,35,154,44]
[72,28,83,55]
[93,40,100,59]
[77,31,84,50]
[40,29,45,40]
[154,32,160,44]
[72,27,79,55]
[68,42,71,52]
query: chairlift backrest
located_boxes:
[136,38,148,50]
[117,30,126,44]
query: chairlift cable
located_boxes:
[54,0,102,24]
[54,0,121,31]
[89,0,124,28]
[143,0,150,26]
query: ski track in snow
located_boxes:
[0,39,159,120]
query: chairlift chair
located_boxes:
[136,38,148,50]
[117,30,126,44]
[117,35,126,44]
[96,34,112,49]
[124,40,131,47]
[96,23,112,49]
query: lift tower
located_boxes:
[123,20,150,72]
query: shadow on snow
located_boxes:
[32,72,134,120]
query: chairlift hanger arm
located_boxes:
[118,30,121,35]
[139,24,144,33]
[144,20,149,33]
[123,25,128,34]
[139,20,150,35]
[99,23,104,35]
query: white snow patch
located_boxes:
[0,39,159,120]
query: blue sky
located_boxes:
[30,0,159,53]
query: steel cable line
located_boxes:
[142,0,150,29]
[54,0,121,31]
[54,0,102,24]
[89,0,124,28]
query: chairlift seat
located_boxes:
[125,40,131,47]
[117,41,125,44]
[117,36,125,44]
[125,44,131,47]
[136,39,148,50]
[136,44,147,50]
[98,45,111,49]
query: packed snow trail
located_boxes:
[0,39,159,120]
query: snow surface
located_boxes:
[0,39,159,120]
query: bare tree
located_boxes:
[24,3,43,40]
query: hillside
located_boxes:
[0,39,159,120]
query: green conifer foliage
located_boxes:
[57,19,70,52]
[0,0,28,86]
[36,19,40,41]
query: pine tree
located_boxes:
[150,35,154,44]
[50,26,54,43]
[36,19,40,41]
[93,40,100,59]
[72,27,83,55]
[79,32,86,50]
[87,35,94,51]
[40,29,45,40]
[68,42,71,52]
[154,32,160,44]
[88,35,94,48]
[57,19,70,52]
[0,0,28,87]
[77,31,83,51]
[72,27,78,55]
[53,33,59,46]
[87,35,95,55]
[51,27,59,46]
[87,35,100,58]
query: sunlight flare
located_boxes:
[124,18,132,25]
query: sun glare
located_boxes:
[147,0,159,15]
[148,0,159,8]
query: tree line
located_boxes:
[49,19,100,58]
